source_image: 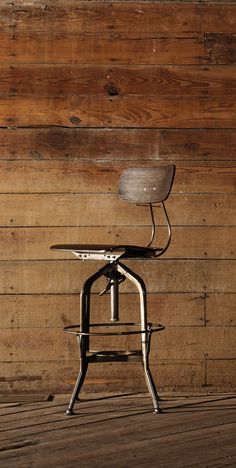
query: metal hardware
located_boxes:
[99,279,112,296]
[64,261,163,416]
[64,322,164,336]
[155,201,172,256]
[99,271,125,296]
[99,268,126,321]
[147,203,156,247]
[72,250,125,262]
[134,201,171,253]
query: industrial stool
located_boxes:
[51,165,175,415]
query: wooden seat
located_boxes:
[51,243,162,260]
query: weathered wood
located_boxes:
[0,292,205,329]
[0,395,235,443]
[1,324,235,362]
[0,194,234,227]
[0,259,235,294]
[0,161,236,194]
[1,65,236,97]
[0,226,235,260]
[0,0,235,397]
[0,394,235,441]
[206,359,236,388]
[8,2,236,35]
[0,32,203,65]
[0,361,205,394]
[206,293,236,326]
[205,33,236,65]
[160,129,236,161]
[156,327,236,360]
[0,394,235,467]
[0,128,236,161]
[1,94,236,128]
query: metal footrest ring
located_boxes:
[64,322,165,336]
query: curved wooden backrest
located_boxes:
[119,165,175,204]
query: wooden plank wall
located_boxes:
[0,0,235,395]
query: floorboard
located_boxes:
[0,393,235,467]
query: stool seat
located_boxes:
[50,243,163,260]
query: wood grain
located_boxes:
[0,161,235,194]
[0,394,235,468]
[0,32,203,65]
[1,94,236,128]
[1,65,236,97]
[1,326,235,361]
[0,361,206,394]
[205,34,236,65]
[206,359,236,387]
[0,259,235,294]
[0,226,235,260]
[0,194,234,227]
[156,327,236,360]
[0,128,236,161]
[9,2,236,35]
[0,0,235,394]
[0,292,205,329]
[206,293,236,326]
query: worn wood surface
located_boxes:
[1,326,235,362]
[0,193,235,226]
[0,226,235,259]
[1,65,236,97]
[0,1,235,395]
[2,95,236,128]
[0,259,236,293]
[0,128,235,161]
[0,394,235,467]
[5,2,236,34]
[0,161,236,193]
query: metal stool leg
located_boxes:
[65,263,111,415]
[117,262,161,413]
[65,342,88,415]
[142,329,161,413]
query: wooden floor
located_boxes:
[0,393,235,467]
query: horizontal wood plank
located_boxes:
[0,259,235,294]
[0,361,206,394]
[1,326,235,361]
[156,327,236,360]
[0,395,235,468]
[1,94,236,128]
[0,226,235,260]
[0,128,235,161]
[0,32,203,65]
[8,2,236,35]
[0,194,234,227]
[0,161,235,194]
[1,65,236,97]
[0,292,205,329]
[0,292,234,330]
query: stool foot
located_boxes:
[65,408,75,416]
[154,407,163,414]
